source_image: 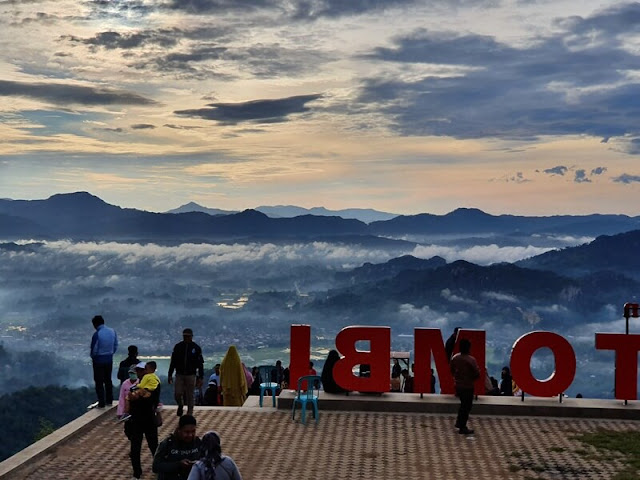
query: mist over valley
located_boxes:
[0,193,638,401]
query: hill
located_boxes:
[516,229,640,280]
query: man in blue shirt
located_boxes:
[90,315,118,408]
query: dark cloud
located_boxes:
[175,93,322,125]
[0,80,155,106]
[612,173,640,184]
[289,0,417,19]
[591,167,607,175]
[96,127,125,133]
[63,30,179,50]
[164,0,276,14]
[357,3,640,146]
[136,43,326,79]
[544,166,568,176]
[574,169,591,183]
[131,124,156,130]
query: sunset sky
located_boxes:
[2,0,640,215]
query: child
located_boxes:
[120,361,160,421]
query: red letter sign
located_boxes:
[414,328,486,395]
[414,328,453,394]
[289,324,311,391]
[595,333,640,400]
[333,326,391,392]
[511,331,576,397]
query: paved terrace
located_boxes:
[1,394,639,480]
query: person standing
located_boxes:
[450,338,480,435]
[445,327,460,363]
[168,328,204,417]
[220,345,247,407]
[90,315,118,408]
[127,363,160,480]
[153,414,201,480]
[117,345,140,384]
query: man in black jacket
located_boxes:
[168,328,204,417]
[153,415,201,480]
[117,345,139,384]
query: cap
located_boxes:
[128,364,137,374]
[183,328,193,335]
[135,361,147,369]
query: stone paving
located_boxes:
[11,406,640,479]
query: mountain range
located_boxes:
[2,192,640,241]
[167,202,398,223]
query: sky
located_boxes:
[2,0,640,215]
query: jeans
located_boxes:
[127,421,158,479]
[455,386,474,429]
[174,374,196,415]
[93,361,113,406]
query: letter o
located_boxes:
[510,331,576,397]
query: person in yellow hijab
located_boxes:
[220,345,247,406]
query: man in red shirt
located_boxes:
[450,338,480,435]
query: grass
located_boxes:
[573,430,640,479]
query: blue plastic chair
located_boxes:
[258,365,278,407]
[292,375,321,424]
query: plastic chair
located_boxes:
[292,375,321,424]
[258,365,278,407]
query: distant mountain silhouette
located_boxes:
[369,208,640,237]
[255,205,398,223]
[516,229,640,279]
[166,202,238,216]
[0,192,368,240]
[2,192,639,241]
[335,255,447,285]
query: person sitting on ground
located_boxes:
[485,371,500,396]
[204,379,219,406]
[187,430,243,480]
[153,414,201,480]
[500,366,514,396]
[320,349,348,394]
[117,364,139,419]
[241,362,253,397]
[401,369,414,393]
[118,345,140,384]
[248,367,261,396]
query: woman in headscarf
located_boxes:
[220,345,247,406]
[320,349,348,394]
[187,430,243,480]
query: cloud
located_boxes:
[590,167,607,175]
[163,124,202,130]
[481,291,518,303]
[543,166,568,176]
[358,3,640,143]
[0,80,155,106]
[411,244,554,265]
[63,30,179,50]
[612,173,640,184]
[130,124,156,130]
[574,169,591,183]
[175,94,322,125]
[162,0,420,18]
